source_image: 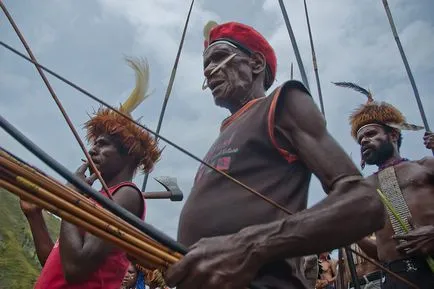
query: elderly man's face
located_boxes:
[203,43,255,109]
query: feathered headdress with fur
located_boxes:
[333,82,423,139]
[85,57,161,173]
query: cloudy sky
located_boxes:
[1,0,434,244]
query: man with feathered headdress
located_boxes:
[21,57,161,289]
[164,21,387,289]
[333,82,434,289]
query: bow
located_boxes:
[0,0,113,199]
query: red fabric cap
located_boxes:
[204,22,277,89]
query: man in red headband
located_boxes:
[165,22,385,289]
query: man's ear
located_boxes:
[250,51,266,74]
[390,128,400,143]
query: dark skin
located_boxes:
[120,263,138,289]
[164,42,385,289]
[20,200,54,266]
[342,236,379,285]
[203,43,266,114]
[424,131,434,150]
[22,134,142,283]
[356,125,434,261]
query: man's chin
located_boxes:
[364,157,377,166]
[213,94,230,108]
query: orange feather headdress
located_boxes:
[84,57,161,174]
[333,82,424,139]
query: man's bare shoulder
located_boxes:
[416,156,434,165]
[112,185,143,217]
[277,80,325,132]
[416,156,434,174]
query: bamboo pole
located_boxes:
[0,163,179,265]
[1,171,177,267]
[0,152,181,259]
[0,179,165,270]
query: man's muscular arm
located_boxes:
[420,156,434,177]
[21,200,54,266]
[59,186,141,283]
[249,84,385,258]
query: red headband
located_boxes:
[204,22,277,89]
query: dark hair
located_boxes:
[383,125,403,150]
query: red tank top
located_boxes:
[34,182,145,289]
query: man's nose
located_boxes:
[89,146,97,157]
[203,62,216,79]
[361,137,370,146]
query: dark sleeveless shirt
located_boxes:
[178,81,312,289]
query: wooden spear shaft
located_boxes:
[303,0,325,116]
[0,43,294,216]
[381,0,433,155]
[141,0,195,191]
[278,0,310,90]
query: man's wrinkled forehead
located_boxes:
[203,41,239,58]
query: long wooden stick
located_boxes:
[142,0,195,191]
[0,58,292,216]
[0,179,166,270]
[381,0,432,138]
[0,162,180,264]
[1,173,176,267]
[381,0,433,156]
[0,152,182,259]
[303,0,325,116]
[0,0,113,196]
[277,0,310,90]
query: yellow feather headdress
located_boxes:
[85,57,161,174]
[333,82,424,139]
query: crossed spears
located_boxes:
[0,1,425,288]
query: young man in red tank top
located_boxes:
[20,58,161,289]
[165,22,387,289]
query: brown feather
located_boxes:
[333,81,373,102]
[386,122,424,131]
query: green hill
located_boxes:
[0,188,60,289]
